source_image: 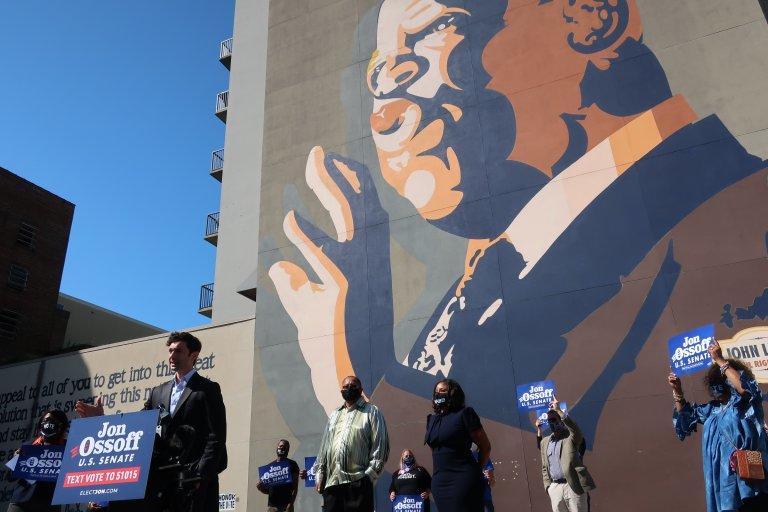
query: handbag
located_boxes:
[716,403,765,481]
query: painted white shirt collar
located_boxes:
[504,109,666,279]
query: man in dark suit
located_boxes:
[76,331,227,512]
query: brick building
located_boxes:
[0,166,74,363]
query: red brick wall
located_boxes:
[0,167,74,362]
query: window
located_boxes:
[0,309,21,340]
[8,264,29,291]
[17,222,37,249]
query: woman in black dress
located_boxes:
[425,379,492,512]
[389,449,432,511]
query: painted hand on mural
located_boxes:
[269,147,392,414]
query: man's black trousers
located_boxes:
[321,477,373,512]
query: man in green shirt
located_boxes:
[314,376,390,512]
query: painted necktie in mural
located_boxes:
[261,1,768,509]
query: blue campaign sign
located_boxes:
[13,444,64,482]
[304,456,317,488]
[517,380,557,411]
[535,402,568,431]
[52,410,158,505]
[668,324,715,377]
[259,460,293,487]
[393,495,425,511]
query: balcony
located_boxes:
[198,283,214,318]
[204,212,220,246]
[215,91,229,123]
[210,149,224,182]
[219,38,233,70]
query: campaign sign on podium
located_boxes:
[52,410,158,505]
[668,324,715,377]
[304,456,317,488]
[13,445,64,482]
[393,495,425,511]
[259,460,293,487]
[517,380,557,411]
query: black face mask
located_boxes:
[548,419,568,436]
[341,387,362,403]
[709,383,727,399]
[276,448,288,458]
[40,421,62,440]
[433,392,449,409]
[403,455,415,467]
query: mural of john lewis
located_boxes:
[265,1,768,509]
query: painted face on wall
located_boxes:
[367,0,476,219]
[367,0,645,238]
[367,0,547,238]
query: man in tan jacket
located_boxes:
[540,400,595,512]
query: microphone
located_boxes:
[157,404,170,424]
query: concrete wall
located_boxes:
[58,293,164,349]
[0,319,255,511]
[252,0,768,511]
[211,0,270,323]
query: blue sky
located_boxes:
[0,1,235,330]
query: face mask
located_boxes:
[709,383,727,399]
[341,387,362,402]
[276,448,288,457]
[548,419,567,435]
[403,455,415,467]
[40,421,62,439]
[433,392,449,408]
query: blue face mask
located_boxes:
[709,383,727,399]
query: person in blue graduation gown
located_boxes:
[670,341,768,512]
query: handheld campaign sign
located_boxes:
[52,410,158,505]
[259,460,293,487]
[393,495,425,511]
[668,324,715,377]
[535,402,568,431]
[12,444,64,482]
[304,456,317,488]
[517,380,556,411]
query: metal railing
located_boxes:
[205,212,220,238]
[216,91,229,114]
[219,38,233,61]
[199,283,214,312]
[211,149,224,173]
